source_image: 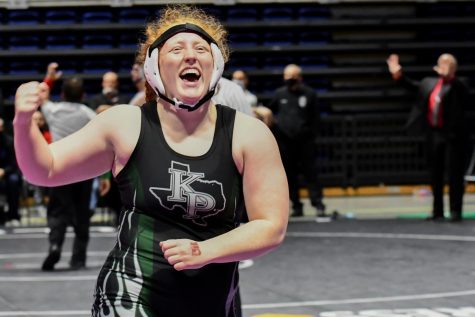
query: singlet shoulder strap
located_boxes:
[216,104,237,147]
[140,101,159,123]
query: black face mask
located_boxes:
[284,78,298,88]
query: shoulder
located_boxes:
[232,111,279,172]
[41,101,55,113]
[301,84,316,95]
[216,77,242,97]
[99,103,141,119]
[79,104,97,116]
[92,104,141,130]
[233,111,275,148]
[454,77,469,90]
[421,77,436,85]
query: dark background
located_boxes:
[1,1,474,187]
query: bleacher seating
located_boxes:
[263,31,294,45]
[118,8,149,23]
[82,59,115,73]
[8,61,41,74]
[44,9,76,24]
[82,10,113,23]
[262,7,294,21]
[0,2,474,187]
[45,35,76,49]
[8,35,41,50]
[82,34,114,48]
[298,6,331,20]
[8,9,40,24]
[227,7,257,21]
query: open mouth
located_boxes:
[179,68,201,83]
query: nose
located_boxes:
[183,47,197,64]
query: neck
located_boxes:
[157,100,215,135]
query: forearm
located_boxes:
[202,218,286,263]
[13,117,53,185]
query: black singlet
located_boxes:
[92,102,244,317]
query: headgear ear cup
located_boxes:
[210,43,224,91]
[144,47,165,96]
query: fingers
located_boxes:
[46,62,62,81]
[159,240,177,252]
[47,62,59,72]
[160,239,205,271]
[15,82,44,115]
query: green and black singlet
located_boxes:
[92,102,245,317]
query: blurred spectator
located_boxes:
[88,71,129,113]
[232,69,273,126]
[213,77,253,116]
[129,62,146,107]
[232,70,258,107]
[387,53,470,222]
[40,76,96,271]
[88,71,128,221]
[32,111,52,144]
[31,111,52,208]
[0,117,22,227]
[268,64,326,218]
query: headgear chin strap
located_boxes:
[143,23,225,112]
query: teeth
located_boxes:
[180,69,200,76]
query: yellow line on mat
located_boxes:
[252,314,313,317]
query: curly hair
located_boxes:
[137,5,230,102]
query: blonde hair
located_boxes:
[137,5,230,102]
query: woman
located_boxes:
[14,6,288,317]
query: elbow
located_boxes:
[275,227,287,246]
[269,222,287,249]
[23,174,49,187]
[19,165,52,187]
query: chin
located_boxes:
[179,90,206,104]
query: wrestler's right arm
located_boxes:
[13,81,140,187]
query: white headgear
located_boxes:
[143,23,225,111]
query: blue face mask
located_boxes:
[232,79,245,89]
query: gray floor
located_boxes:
[1,194,474,317]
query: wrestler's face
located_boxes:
[159,32,213,105]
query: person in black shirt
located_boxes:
[269,64,326,218]
[0,118,22,227]
[13,6,288,316]
[88,71,129,112]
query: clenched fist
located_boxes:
[160,239,209,271]
[14,82,49,124]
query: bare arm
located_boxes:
[161,113,289,270]
[387,54,420,91]
[13,82,138,186]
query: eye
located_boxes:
[196,45,208,53]
[170,46,183,53]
